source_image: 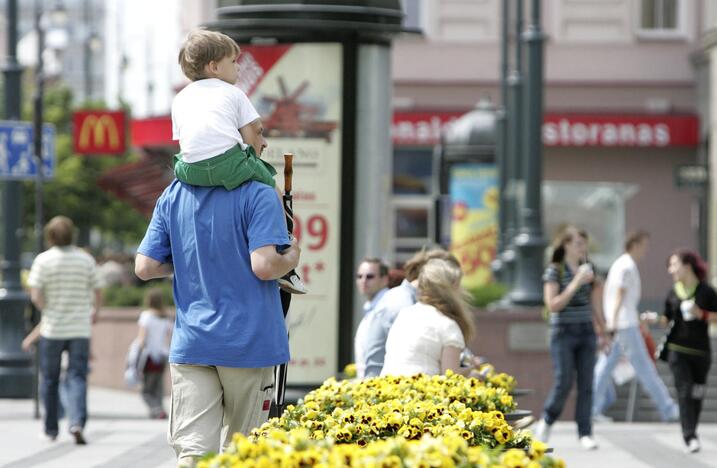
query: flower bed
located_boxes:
[200,371,565,467]
[199,430,563,468]
[254,372,523,448]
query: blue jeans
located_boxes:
[593,326,677,421]
[40,338,89,436]
[543,322,596,437]
[593,352,616,414]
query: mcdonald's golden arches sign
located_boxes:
[72,110,126,155]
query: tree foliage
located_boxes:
[21,84,149,250]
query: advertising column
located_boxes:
[238,44,342,385]
[449,164,498,289]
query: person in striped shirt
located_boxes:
[27,216,102,445]
[533,226,608,451]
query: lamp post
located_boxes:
[499,0,524,292]
[0,0,34,398]
[492,0,509,281]
[509,0,548,305]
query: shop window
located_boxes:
[543,181,637,273]
[393,199,437,265]
[393,148,433,195]
[640,0,679,32]
[395,207,428,239]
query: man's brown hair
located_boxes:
[361,257,389,277]
[625,230,649,252]
[403,248,461,282]
[44,216,75,247]
[178,29,240,81]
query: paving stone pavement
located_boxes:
[1,386,716,467]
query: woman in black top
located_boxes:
[663,249,717,453]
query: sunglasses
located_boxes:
[356,274,376,280]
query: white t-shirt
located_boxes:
[171,78,260,162]
[381,302,465,376]
[138,310,172,362]
[603,253,641,330]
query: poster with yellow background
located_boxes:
[449,164,498,290]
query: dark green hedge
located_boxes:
[103,281,174,308]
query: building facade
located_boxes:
[390,0,704,305]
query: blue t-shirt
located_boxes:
[137,180,290,368]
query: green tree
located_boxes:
[22,84,149,251]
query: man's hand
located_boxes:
[282,237,301,265]
[598,331,613,353]
[21,336,34,352]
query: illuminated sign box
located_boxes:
[73,110,126,155]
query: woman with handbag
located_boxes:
[662,250,717,453]
[533,226,608,450]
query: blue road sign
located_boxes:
[0,121,56,180]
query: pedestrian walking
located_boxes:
[135,129,300,466]
[381,257,481,376]
[592,231,679,422]
[533,226,608,450]
[134,287,172,419]
[662,249,717,453]
[27,216,102,445]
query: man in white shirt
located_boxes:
[353,258,389,378]
[592,231,678,421]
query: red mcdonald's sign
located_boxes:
[73,110,126,155]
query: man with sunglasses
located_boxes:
[354,258,390,378]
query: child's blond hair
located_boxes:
[178,29,240,81]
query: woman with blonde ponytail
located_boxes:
[381,258,478,376]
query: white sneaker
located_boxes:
[38,432,57,442]
[687,438,701,453]
[592,413,613,423]
[580,435,599,450]
[532,419,551,443]
[278,272,308,294]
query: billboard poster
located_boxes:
[449,163,498,290]
[239,43,342,385]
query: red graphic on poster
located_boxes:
[261,78,338,141]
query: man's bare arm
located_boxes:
[250,239,300,281]
[135,254,174,281]
[30,287,45,311]
[610,287,626,332]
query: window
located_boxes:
[402,0,422,32]
[395,207,429,239]
[393,149,433,195]
[640,0,678,31]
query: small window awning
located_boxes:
[98,117,176,217]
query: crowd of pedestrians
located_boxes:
[530,225,717,454]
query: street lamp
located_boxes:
[29,0,68,415]
[509,0,548,305]
[0,0,34,398]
